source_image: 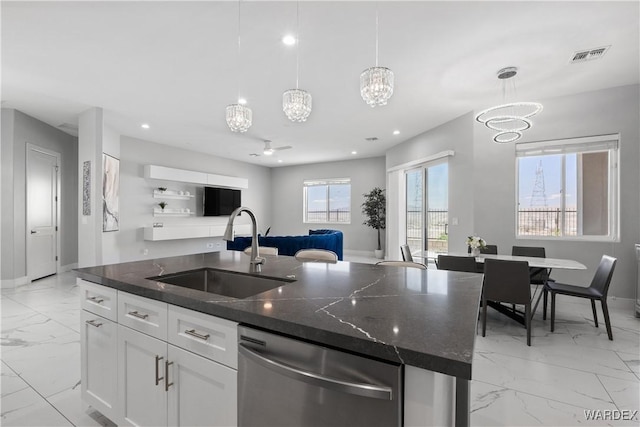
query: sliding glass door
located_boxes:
[405,161,449,257]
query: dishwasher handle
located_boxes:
[238,343,393,400]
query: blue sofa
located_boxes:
[226,229,343,260]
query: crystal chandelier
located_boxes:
[283,2,312,122]
[226,103,252,133]
[226,0,252,133]
[475,67,542,143]
[360,4,394,107]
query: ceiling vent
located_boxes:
[570,46,610,63]
[365,137,379,142]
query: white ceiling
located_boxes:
[2,1,638,167]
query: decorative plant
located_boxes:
[157,187,167,193]
[362,187,386,251]
[158,201,168,210]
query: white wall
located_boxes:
[270,157,386,253]
[112,136,272,262]
[473,84,639,299]
[1,109,79,281]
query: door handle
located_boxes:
[238,343,393,400]
[30,230,36,234]
[155,355,164,385]
[165,360,174,391]
[184,329,210,341]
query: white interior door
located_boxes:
[26,145,59,281]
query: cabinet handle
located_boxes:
[165,360,174,391]
[155,355,164,385]
[184,329,210,341]
[128,310,149,320]
[85,319,103,328]
[88,296,104,304]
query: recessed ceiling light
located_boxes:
[278,159,283,163]
[351,151,357,155]
[282,35,296,46]
[393,130,400,135]
[238,98,247,105]
[141,123,150,129]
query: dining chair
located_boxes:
[468,244,497,255]
[243,246,278,256]
[482,258,533,346]
[376,261,427,270]
[436,255,478,273]
[400,245,414,262]
[545,255,617,340]
[294,249,338,263]
[512,246,553,317]
[480,245,498,255]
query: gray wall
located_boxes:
[270,157,386,253]
[1,109,79,280]
[385,84,639,299]
[473,84,640,299]
[111,136,272,262]
[386,112,476,256]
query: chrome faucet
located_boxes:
[223,207,265,273]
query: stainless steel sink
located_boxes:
[147,268,296,299]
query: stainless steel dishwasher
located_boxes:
[238,326,403,427]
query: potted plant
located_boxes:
[362,187,386,259]
[158,201,168,211]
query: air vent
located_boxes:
[249,153,259,157]
[571,46,610,63]
[365,137,379,142]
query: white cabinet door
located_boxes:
[167,345,237,427]
[117,325,168,427]
[81,310,117,421]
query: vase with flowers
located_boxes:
[467,236,486,257]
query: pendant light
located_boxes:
[226,0,252,133]
[360,2,394,107]
[282,1,312,122]
[475,67,543,143]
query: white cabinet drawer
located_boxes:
[168,305,238,369]
[118,292,168,341]
[79,279,118,322]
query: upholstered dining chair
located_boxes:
[243,246,278,256]
[294,249,338,263]
[545,255,617,340]
[482,258,533,346]
[468,244,498,255]
[436,255,478,273]
[480,245,498,255]
[400,245,414,262]
[376,261,427,270]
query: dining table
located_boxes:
[419,251,587,325]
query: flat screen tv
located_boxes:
[203,187,241,216]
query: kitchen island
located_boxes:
[76,251,482,426]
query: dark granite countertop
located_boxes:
[75,252,482,380]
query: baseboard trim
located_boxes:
[60,263,78,273]
[343,249,375,258]
[0,276,29,289]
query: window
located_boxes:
[303,179,351,223]
[515,135,619,240]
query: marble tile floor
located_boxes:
[1,271,639,426]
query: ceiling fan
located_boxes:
[250,140,292,157]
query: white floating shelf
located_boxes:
[143,224,252,241]
[153,208,195,217]
[145,165,248,189]
[153,190,194,200]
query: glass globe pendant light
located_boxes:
[226,0,252,133]
[283,2,312,122]
[360,3,394,107]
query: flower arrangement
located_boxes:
[466,236,486,250]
